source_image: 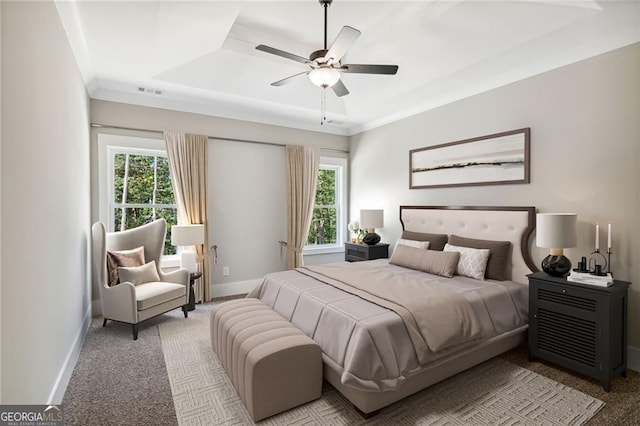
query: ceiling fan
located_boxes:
[255,0,399,98]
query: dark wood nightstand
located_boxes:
[527,271,630,391]
[344,242,389,262]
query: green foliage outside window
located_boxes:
[307,168,338,246]
[113,153,177,255]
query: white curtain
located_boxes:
[285,145,320,269]
[164,131,211,302]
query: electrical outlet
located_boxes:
[223,266,230,276]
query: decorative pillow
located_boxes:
[117,261,160,286]
[448,235,512,281]
[390,244,460,278]
[106,246,145,287]
[401,231,448,251]
[395,238,430,251]
[443,243,490,280]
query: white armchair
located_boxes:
[92,218,190,340]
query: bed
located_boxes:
[248,205,537,415]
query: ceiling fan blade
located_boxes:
[324,26,361,63]
[331,79,349,97]
[256,45,309,64]
[271,71,309,87]
[340,64,399,75]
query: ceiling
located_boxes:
[55,1,640,136]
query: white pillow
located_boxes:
[118,260,161,286]
[395,238,430,251]
[443,243,490,280]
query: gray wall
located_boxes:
[350,44,640,350]
[1,2,91,403]
[208,138,287,293]
[0,2,3,402]
[90,100,349,298]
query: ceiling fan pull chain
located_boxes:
[320,88,325,125]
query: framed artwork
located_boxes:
[409,128,530,189]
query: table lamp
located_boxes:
[536,213,577,277]
[171,224,205,272]
[360,209,384,245]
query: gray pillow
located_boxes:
[401,231,448,251]
[106,246,145,287]
[390,245,460,278]
[448,235,512,281]
[118,260,160,286]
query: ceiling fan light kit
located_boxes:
[255,0,398,124]
[309,67,341,88]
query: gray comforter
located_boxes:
[248,259,528,391]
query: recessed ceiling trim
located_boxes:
[55,0,97,92]
[55,0,640,136]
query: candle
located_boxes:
[608,222,612,248]
[595,222,599,251]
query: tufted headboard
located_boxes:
[399,206,537,284]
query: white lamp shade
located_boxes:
[171,224,205,246]
[536,213,577,249]
[308,67,341,88]
[360,209,384,229]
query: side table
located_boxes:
[187,272,202,311]
[527,271,630,391]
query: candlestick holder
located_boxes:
[589,250,608,276]
[607,247,612,276]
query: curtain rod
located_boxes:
[90,123,349,154]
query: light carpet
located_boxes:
[159,313,604,426]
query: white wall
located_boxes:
[209,139,287,294]
[0,2,3,403]
[90,100,349,299]
[1,2,91,403]
[350,44,640,352]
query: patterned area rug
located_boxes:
[159,312,604,426]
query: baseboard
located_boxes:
[211,279,261,298]
[628,345,640,372]
[47,304,92,404]
[91,299,102,317]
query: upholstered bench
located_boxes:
[210,298,322,422]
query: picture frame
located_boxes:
[409,128,530,189]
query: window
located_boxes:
[109,149,178,254]
[305,157,347,253]
[98,134,178,258]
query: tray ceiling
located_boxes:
[55,1,640,135]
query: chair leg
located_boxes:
[183,306,188,318]
[132,324,138,340]
[102,318,108,327]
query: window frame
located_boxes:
[97,133,180,267]
[107,146,177,233]
[304,156,347,255]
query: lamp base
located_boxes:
[362,232,381,245]
[541,254,572,277]
[180,250,198,273]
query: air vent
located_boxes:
[538,308,597,367]
[137,86,163,96]
[347,248,365,259]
